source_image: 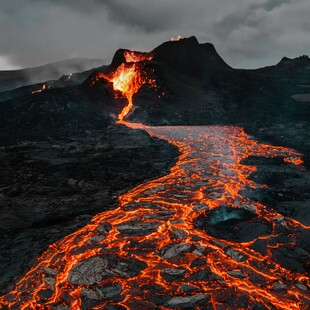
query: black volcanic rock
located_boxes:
[110,48,152,69]
[110,49,127,69]
[0,90,109,141]
[194,206,271,242]
[152,36,231,76]
[276,55,310,68]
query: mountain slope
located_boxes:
[1,36,309,142]
[0,58,105,93]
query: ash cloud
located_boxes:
[1,0,309,70]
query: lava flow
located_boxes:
[1,51,309,309]
[1,120,309,309]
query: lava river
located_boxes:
[1,123,309,309]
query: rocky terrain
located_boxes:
[1,124,308,309]
[0,125,178,294]
[0,36,309,308]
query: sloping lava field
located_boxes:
[1,123,308,309]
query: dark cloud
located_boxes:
[0,0,309,70]
[101,1,178,32]
[263,0,291,11]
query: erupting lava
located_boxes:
[90,51,155,121]
[0,122,308,309]
[111,62,148,122]
[112,52,154,121]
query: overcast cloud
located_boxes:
[0,0,309,70]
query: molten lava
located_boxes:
[112,52,154,121]
[123,51,153,63]
[0,123,308,310]
[32,83,46,94]
[2,50,308,310]
[90,51,154,121]
[111,63,144,121]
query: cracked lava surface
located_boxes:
[1,121,309,309]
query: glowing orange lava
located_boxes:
[123,51,153,63]
[32,83,46,94]
[89,52,154,121]
[112,52,154,121]
[111,63,143,121]
[171,35,184,41]
[0,122,308,310]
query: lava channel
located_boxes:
[0,122,309,310]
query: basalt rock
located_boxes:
[68,257,110,285]
[165,294,210,308]
[160,268,187,282]
[68,256,146,285]
[159,242,193,260]
[116,220,161,236]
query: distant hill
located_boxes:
[0,58,105,92]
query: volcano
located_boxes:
[1,36,309,143]
[0,37,309,309]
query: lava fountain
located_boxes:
[111,62,144,122]
[89,51,155,122]
[112,52,155,121]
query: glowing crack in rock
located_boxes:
[32,83,46,94]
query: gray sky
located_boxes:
[1,0,309,70]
